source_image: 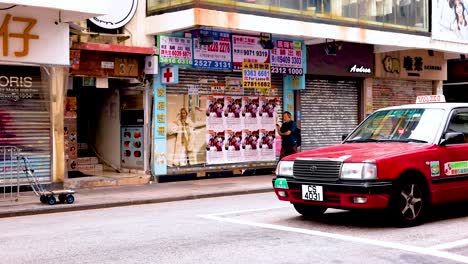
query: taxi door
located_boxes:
[435,109,468,204]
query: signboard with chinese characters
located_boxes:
[271,39,303,75]
[0,7,69,65]
[158,36,192,65]
[242,62,271,89]
[232,35,269,71]
[375,50,447,81]
[152,82,167,175]
[192,30,232,70]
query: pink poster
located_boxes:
[206,96,225,131]
[206,130,226,164]
[225,130,243,163]
[242,129,259,162]
[224,96,243,131]
[242,96,259,130]
[259,129,276,161]
[259,96,279,130]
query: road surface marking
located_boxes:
[431,238,468,250]
[199,207,468,264]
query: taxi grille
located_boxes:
[293,159,341,182]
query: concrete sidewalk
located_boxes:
[0,175,275,218]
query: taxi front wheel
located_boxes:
[389,178,428,227]
[293,203,327,218]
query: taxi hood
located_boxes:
[284,143,434,163]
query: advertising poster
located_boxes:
[271,39,303,75]
[242,62,271,89]
[206,130,226,164]
[242,129,259,162]
[193,30,232,70]
[121,127,144,169]
[232,35,270,71]
[158,36,192,65]
[259,96,279,129]
[225,130,243,163]
[259,129,276,161]
[432,0,468,43]
[166,94,207,167]
[206,95,225,131]
[224,96,243,131]
[242,96,260,130]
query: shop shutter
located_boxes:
[372,79,432,109]
[300,77,360,150]
[0,66,51,182]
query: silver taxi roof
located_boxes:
[378,103,468,112]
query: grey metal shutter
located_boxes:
[300,77,359,150]
[0,66,51,182]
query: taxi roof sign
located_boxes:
[416,95,446,104]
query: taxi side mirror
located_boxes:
[440,132,465,146]
[341,134,348,141]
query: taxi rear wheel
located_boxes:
[390,178,428,227]
[293,203,327,218]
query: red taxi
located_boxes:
[273,96,468,226]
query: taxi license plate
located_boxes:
[301,185,323,201]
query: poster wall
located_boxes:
[432,0,468,43]
[166,89,279,166]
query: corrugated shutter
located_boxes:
[300,77,360,150]
[372,79,432,109]
[0,66,51,182]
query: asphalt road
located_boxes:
[1,192,468,264]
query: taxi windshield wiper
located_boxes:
[377,138,428,143]
[344,138,379,143]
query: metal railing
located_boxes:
[0,146,21,201]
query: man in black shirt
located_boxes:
[276,111,298,160]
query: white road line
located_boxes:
[431,238,468,250]
[198,208,468,263]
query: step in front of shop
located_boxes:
[64,174,151,189]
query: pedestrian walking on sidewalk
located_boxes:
[276,111,298,160]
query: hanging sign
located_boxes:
[232,35,270,71]
[271,39,303,75]
[158,36,192,65]
[192,30,232,70]
[242,62,271,89]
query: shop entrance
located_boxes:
[66,77,145,178]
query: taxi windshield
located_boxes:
[345,108,445,144]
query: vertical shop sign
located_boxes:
[232,35,269,71]
[271,39,303,75]
[242,62,271,88]
[158,36,192,65]
[153,84,167,174]
[193,30,232,70]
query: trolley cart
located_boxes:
[20,156,75,206]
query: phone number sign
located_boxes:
[232,35,270,71]
[193,30,232,70]
[158,36,192,65]
[271,39,303,76]
[242,62,271,88]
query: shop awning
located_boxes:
[0,0,110,22]
[72,43,156,55]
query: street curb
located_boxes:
[0,187,272,218]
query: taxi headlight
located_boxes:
[276,161,294,176]
[340,163,377,180]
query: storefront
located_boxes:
[0,4,107,183]
[152,31,306,177]
[444,59,468,102]
[374,49,447,109]
[301,42,373,150]
[67,43,154,177]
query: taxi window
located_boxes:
[447,111,468,143]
